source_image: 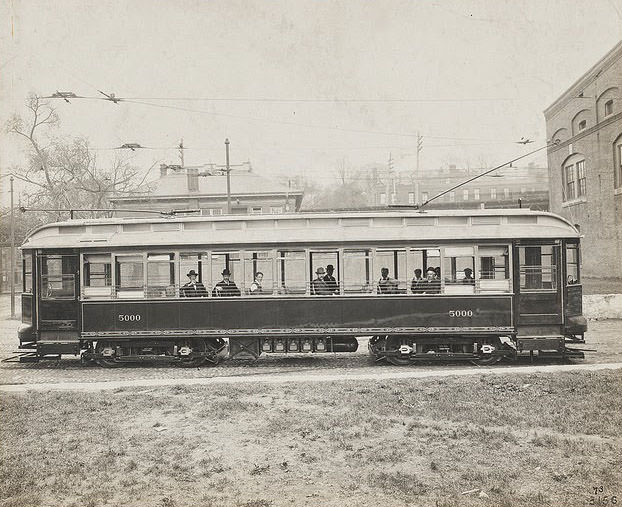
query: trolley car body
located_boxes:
[17,210,587,366]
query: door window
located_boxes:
[519,245,558,291]
[40,255,77,299]
[23,255,33,293]
[566,244,580,285]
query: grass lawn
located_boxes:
[1,370,621,507]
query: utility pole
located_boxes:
[225,138,231,214]
[10,176,15,318]
[179,139,185,167]
[388,153,394,204]
[414,132,423,205]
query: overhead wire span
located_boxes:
[41,93,524,144]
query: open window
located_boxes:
[409,248,441,294]
[442,246,475,294]
[83,254,112,298]
[478,245,510,292]
[244,251,274,295]
[375,249,407,294]
[180,252,205,286]
[40,254,77,300]
[211,252,242,292]
[309,251,339,295]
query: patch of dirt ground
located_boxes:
[1,370,621,507]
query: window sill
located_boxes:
[614,187,622,196]
[562,197,587,208]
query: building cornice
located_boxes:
[544,40,622,119]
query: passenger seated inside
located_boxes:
[212,269,241,297]
[377,267,398,294]
[324,264,339,294]
[311,267,332,295]
[411,268,424,294]
[462,268,475,285]
[180,270,208,297]
[419,267,441,294]
[249,272,264,295]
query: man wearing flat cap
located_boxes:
[180,269,207,297]
[212,268,241,297]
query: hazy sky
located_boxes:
[1,0,622,204]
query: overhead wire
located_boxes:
[43,93,524,144]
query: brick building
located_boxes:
[365,164,549,211]
[110,164,303,217]
[544,41,622,281]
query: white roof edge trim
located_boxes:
[22,210,580,249]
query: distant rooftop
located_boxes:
[111,166,302,201]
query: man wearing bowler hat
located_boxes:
[311,267,331,295]
[324,264,339,294]
[212,268,241,297]
[180,269,207,297]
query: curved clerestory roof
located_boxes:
[21,209,580,250]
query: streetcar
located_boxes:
[17,209,587,366]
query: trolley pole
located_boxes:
[10,176,15,318]
[225,138,231,214]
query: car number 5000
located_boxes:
[118,314,142,322]
[449,310,473,317]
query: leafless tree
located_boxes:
[6,94,150,224]
[335,157,350,185]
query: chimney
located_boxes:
[187,167,199,193]
[160,164,168,178]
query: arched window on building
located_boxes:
[562,154,587,202]
[597,87,618,119]
[571,109,592,136]
[551,127,568,144]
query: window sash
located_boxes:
[519,245,558,291]
[566,244,580,285]
[40,255,77,299]
[576,161,586,197]
[23,256,33,293]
